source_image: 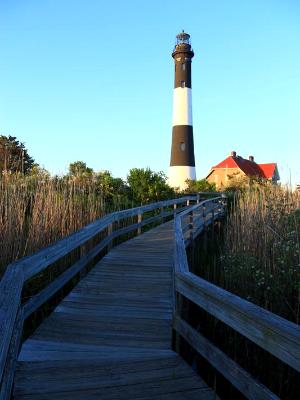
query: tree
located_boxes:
[68,161,93,177]
[184,179,216,193]
[29,164,50,178]
[95,170,123,198]
[0,135,35,174]
[225,173,270,193]
[127,168,175,204]
[95,170,130,207]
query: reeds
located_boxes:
[0,174,130,276]
[222,185,300,323]
[187,185,300,399]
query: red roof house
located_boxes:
[206,151,279,188]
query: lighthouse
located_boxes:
[169,31,196,190]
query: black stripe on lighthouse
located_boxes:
[169,31,196,190]
[170,126,195,166]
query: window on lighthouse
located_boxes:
[181,63,185,71]
[181,81,185,88]
[180,142,186,151]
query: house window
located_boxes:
[181,81,185,88]
[181,63,185,71]
[180,142,186,151]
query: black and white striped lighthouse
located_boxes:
[169,31,196,190]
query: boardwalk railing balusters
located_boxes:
[0,195,197,399]
[173,197,300,400]
[1,192,299,399]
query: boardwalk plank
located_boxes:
[13,221,216,399]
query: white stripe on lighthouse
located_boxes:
[172,87,193,126]
[168,165,196,190]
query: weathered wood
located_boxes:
[111,197,191,221]
[175,271,300,372]
[192,211,204,222]
[193,222,205,239]
[140,210,174,226]
[173,314,279,400]
[1,195,227,399]
[107,222,113,251]
[0,195,215,400]
[173,203,177,219]
[160,206,164,223]
[178,197,224,219]
[23,236,113,319]
[110,210,175,241]
[137,212,142,235]
[21,214,114,281]
[211,207,215,223]
[173,219,189,274]
[0,265,24,387]
[14,358,212,399]
[182,223,191,234]
[189,211,193,243]
[179,200,225,244]
[13,197,192,281]
[0,309,24,400]
[13,221,216,400]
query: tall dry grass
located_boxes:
[222,185,300,323]
[188,185,300,399]
[0,174,129,276]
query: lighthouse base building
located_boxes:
[168,31,196,191]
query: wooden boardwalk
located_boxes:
[2,196,298,399]
[13,222,216,399]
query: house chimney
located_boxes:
[249,155,254,162]
[231,151,236,158]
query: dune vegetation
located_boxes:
[189,184,300,399]
[222,185,300,323]
[0,167,176,276]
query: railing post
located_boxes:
[137,212,142,235]
[189,210,194,244]
[161,206,164,223]
[210,203,216,239]
[196,193,200,204]
[80,242,87,258]
[173,203,177,219]
[175,292,183,353]
[107,222,113,251]
[186,199,190,207]
[80,242,88,279]
[0,265,24,400]
[217,199,221,214]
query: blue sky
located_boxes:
[0,0,299,185]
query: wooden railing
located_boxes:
[173,197,300,400]
[0,195,199,400]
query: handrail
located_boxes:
[0,195,196,399]
[11,197,193,281]
[174,196,225,275]
[173,197,300,399]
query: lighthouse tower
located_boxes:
[169,31,196,190]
